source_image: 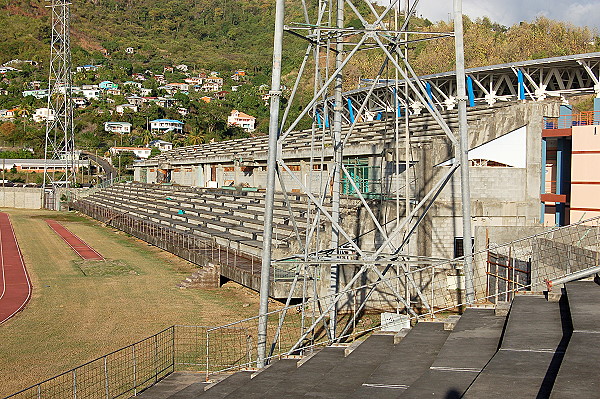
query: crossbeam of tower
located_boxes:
[43,0,75,197]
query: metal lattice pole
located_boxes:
[43,0,76,204]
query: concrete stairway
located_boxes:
[137,278,600,398]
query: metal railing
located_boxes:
[6,327,174,399]
[544,111,600,129]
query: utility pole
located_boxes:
[257,0,285,368]
[454,0,475,303]
[43,0,75,201]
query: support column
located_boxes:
[454,0,475,303]
[257,0,285,368]
[329,0,344,340]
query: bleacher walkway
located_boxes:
[137,278,599,398]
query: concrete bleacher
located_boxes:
[137,277,599,398]
[78,182,327,257]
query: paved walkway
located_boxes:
[0,212,32,324]
[46,219,105,260]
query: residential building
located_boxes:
[149,140,173,152]
[99,81,118,90]
[126,95,144,107]
[33,108,55,123]
[227,110,256,132]
[72,97,89,108]
[0,66,20,74]
[22,89,49,99]
[132,73,147,81]
[125,47,135,54]
[185,77,203,85]
[150,119,184,134]
[110,147,151,159]
[0,158,89,173]
[107,88,122,96]
[124,81,143,89]
[140,88,153,96]
[175,64,189,72]
[76,65,99,73]
[104,122,132,135]
[116,104,139,115]
[81,87,101,100]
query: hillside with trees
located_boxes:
[0,0,598,165]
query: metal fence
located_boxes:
[6,327,174,399]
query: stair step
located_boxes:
[136,372,206,399]
[222,359,298,398]
[348,322,449,399]
[301,334,396,399]
[565,280,600,333]
[197,371,253,399]
[262,347,346,398]
[550,280,600,397]
[402,309,505,398]
[462,295,572,398]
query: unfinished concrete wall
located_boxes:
[0,187,43,209]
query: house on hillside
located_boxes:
[126,95,144,107]
[185,77,203,85]
[140,88,152,96]
[76,65,99,73]
[124,81,143,90]
[202,78,223,92]
[22,89,48,99]
[72,97,89,108]
[176,64,189,72]
[125,47,135,54]
[150,119,184,134]
[99,81,119,90]
[116,104,139,115]
[161,83,189,94]
[107,88,122,96]
[81,86,101,100]
[132,73,146,81]
[0,66,21,74]
[110,146,151,159]
[104,122,132,135]
[215,91,229,100]
[227,110,256,133]
[164,66,174,73]
[33,108,55,123]
[231,70,246,81]
[200,96,212,103]
[149,140,173,152]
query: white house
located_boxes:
[149,140,173,152]
[81,87,101,100]
[125,47,135,54]
[116,104,139,115]
[150,119,184,134]
[104,122,132,135]
[201,77,223,92]
[33,108,55,123]
[227,110,256,133]
[110,146,151,159]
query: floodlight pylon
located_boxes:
[43,0,76,199]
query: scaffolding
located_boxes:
[257,0,474,365]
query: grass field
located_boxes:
[0,208,265,397]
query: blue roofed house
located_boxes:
[150,119,184,134]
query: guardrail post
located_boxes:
[104,356,109,399]
[72,370,77,399]
[205,329,210,382]
[132,345,137,395]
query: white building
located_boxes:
[33,108,55,123]
[116,104,139,115]
[227,110,256,133]
[110,147,151,159]
[149,140,173,152]
[104,122,132,135]
[150,119,184,134]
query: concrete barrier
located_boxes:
[0,187,43,209]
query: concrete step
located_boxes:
[401,309,506,398]
[550,280,600,398]
[348,323,450,399]
[300,334,396,399]
[192,371,253,399]
[221,359,299,399]
[261,347,346,398]
[462,295,572,398]
[136,372,206,399]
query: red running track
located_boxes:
[0,212,32,324]
[46,220,105,261]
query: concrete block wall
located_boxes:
[0,187,43,209]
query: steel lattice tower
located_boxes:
[43,0,75,194]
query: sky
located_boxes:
[378,1,600,31]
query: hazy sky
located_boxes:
[379,1,600,31]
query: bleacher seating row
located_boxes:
[138,278,600,398]
[77,182,355,257]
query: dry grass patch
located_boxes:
[0,208,262,397]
